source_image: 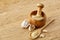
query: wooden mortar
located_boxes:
[29,3,46,28]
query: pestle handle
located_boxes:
[36,3,44,16]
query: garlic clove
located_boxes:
[28,25,35,31]
[42,29,48,33]
[39,34,45,38]
[21,19,30,29]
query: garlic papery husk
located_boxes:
[21,19,30,29]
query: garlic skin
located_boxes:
[21,19,30,29]
[42,29,48,33]
[28,25,35,31]
[40,34,45,38]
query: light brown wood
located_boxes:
[36,3,44,16]
[30,18,55,39]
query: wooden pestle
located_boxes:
[32,3,44,20]
[36,4,43,17]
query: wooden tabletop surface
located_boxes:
[0,0,60,40]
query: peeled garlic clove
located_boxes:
[30,31,40,39]
[42,29,48,33]
[28,25,35,31]
[21,19,30,29]
[39,34,45,38]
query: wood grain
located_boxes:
[0,0,60,40]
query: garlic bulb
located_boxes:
[28,25,35,31]
[21,19,30,29]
